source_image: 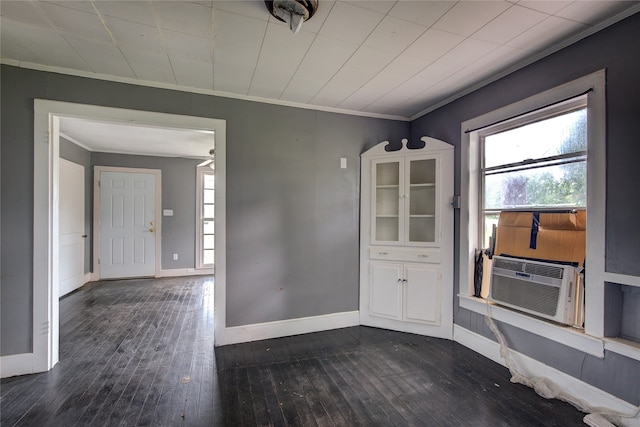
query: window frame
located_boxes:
[196,166,215,269]
[478,97,588,248]
[459,70,607,355]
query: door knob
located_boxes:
[149,228,155,233]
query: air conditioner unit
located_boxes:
[489,255,580,326]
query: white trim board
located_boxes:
[157,268,215,278]
[454,325,640,427]
[0,353,35,378]
[215,311,360,347]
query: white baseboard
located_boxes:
[454,325,640,427]
[216,310,360,347]
[1,353,34,378]
[157,268,214,278]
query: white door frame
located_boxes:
[93,166,162,280]
[27,99,226,375]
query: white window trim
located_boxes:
[196,167,215,269]
[459,70,608,357]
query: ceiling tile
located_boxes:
[0,1,52,27]
[389,62,462,98]
[432,1,512,37]
[212,10,266,67]
[163,30,212,62]
[213,62,254,93]
[213,77,251,95]
[403,28,466,61]
[36,2,112,43]
[296,1,336,34]
[341,87,387,105]
[361,15,427,54]
[388,1,456,27]
[0,19,91,71]
[170,56,213,89]
[280,77,325,103]
[293,35,359,81]
[343,46,397,76]
[364,54,433,92]
[104,16,163,52]
[506,15,588,50]
[336,99,370,111]
[517,0,573,15]
[213,0,270,21]
[472,4,548,44]
[62,34,135,78]
[555,1,636,25]
[0,20,47,64]
[438,38,500,68]
[319,1,385,44]
[254,23,315,75]
[39,0,95,14]
[309,95,342,108]
[345,1,396,15]
[151,2,213,37]
[120,46,176,84]
[93,1,156,27]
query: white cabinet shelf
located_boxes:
[360,137,454,339]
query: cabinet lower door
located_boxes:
[370,262,402,320]
[404,265,440,324]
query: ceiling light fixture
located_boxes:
[265,0,318,34]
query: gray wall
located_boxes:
[411,12,640,405]
[59,137,91,274]
[91,153,201,270]
[0,64,408,355]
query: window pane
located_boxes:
[484,109,586,168]
[203,250,214,265]
[483,213,499,249]
[203,220,214,234]
[203,204,215,219]
[204,189,214,203]
[485,161,586,209]
[204,174,215,189]
[203,235,214,249]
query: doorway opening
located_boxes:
[32,100,227,374]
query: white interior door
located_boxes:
[99,170,156,279]
[59,158,85,296]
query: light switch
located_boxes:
[163,209,174,216]
[340,158,347,169]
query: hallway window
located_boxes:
[197,168,215,268]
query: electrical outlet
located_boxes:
[173,253,178,261]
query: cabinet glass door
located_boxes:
[407,158,436,243]
[374,160,401,243]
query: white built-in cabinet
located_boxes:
[360,137,454,339]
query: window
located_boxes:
[479,101,587,248]
[197,167,215,268]
[459,70,607,353]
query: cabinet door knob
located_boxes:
[402,279,407,284]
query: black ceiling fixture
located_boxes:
[265,0,319,34]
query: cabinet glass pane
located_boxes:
[410,186,435,215]
[376,162,399,186]
[410,159,436,184]
[376,188,399,216]
[376,217,399,241]
[409,217,435,242]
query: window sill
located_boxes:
[603,337,640,362]
[458,294,605,358]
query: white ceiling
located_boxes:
[2,0,639,122]
[59,116,215,158]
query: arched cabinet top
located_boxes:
[362,136,453,157]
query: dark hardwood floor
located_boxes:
[1,276,221,427]
[2,276,587,426]
[216,326,587,427]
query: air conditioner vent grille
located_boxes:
[491,275,559,316]
[524,263,564,279]
[493,258,524,272]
